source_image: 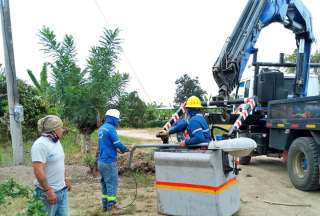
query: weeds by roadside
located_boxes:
[0,128,81,166]
[0,179,47,216]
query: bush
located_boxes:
[18,80,48,140]
[83,153,96,169]
[0,179,47,216]
[0,77,48,142]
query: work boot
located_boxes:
[105,205,121,215]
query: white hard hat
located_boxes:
[105,109,120,119]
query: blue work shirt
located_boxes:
[169,112,211,146]
[98,116,128,163]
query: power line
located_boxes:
[122,55,153,103]
[92,0,153,103]
[93,0,109,26]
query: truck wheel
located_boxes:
[239,156,251,165]
[287,137,320,191]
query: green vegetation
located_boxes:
[0,128,80,166]
[122,170,154,188]
[83,153,96,169]
[0,24,187,167]
[0,179,47,216]
[0,145,13,167]
[118,91,166,128]
[31,26,128,153]
[285,49,320,74]
[0,72,48,141]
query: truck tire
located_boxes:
[287,137,320,191]
[239,156,251,165]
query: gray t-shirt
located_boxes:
[31,136,66,191]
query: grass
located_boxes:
[61,129,81,164]
[0,179,47,216]
[211,124,231,139]
[0,145,12,166]
[122,170,154,188]
[0,127,158,166]
[0,128,81,166]
[0,128,160,216]
[0,142,33,166]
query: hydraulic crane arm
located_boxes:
[212,0,314,98]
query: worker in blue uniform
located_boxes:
[97,109,129,212]
[159,96,212,147]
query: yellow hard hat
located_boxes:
[185,96,203,108]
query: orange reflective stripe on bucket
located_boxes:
[155,177,237,195]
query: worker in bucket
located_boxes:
[159,96,212,147]
[97,109,129,213]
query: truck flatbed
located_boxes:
[266,96,320,130]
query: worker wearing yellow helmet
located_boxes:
[160,96,212,147]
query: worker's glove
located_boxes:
[180,140,186,148]
[121,147,130,154]
[156,130,169,138]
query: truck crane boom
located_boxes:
[213,0,314,98]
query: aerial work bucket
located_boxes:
[154,149,240,216]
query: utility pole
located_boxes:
[0,0,24,165]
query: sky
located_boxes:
[0,0,319,105]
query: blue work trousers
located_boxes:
[35,187,69,216]
[98,161,118,208]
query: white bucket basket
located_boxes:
[208,137,257,157]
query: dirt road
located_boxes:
[118,128,161,141]
[1,129,319,215]
[237,156,319,216]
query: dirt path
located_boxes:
[237,157,320,216]
[118,128,160,141]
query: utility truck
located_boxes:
[158,0,320,194]
[205,0,320,191]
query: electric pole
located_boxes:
[0,0,24,165]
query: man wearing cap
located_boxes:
[158,96,212,147]
[97,109,129,212]
[31,115,71,216]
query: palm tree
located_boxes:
[38,26,128,153]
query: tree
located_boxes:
[0,70,8,141]
[284,49,320,74]
[27,63,56,113]
[38,26,128,153]
[86,28,128,127]
[118,91,146,128]
[311,49,320,74]
[284,49,297,74]
[18,80,48,139]
[0,72,48,141]
[174,74,207,105]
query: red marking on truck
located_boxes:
[266,122,273,128]
[290,123,300,129]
